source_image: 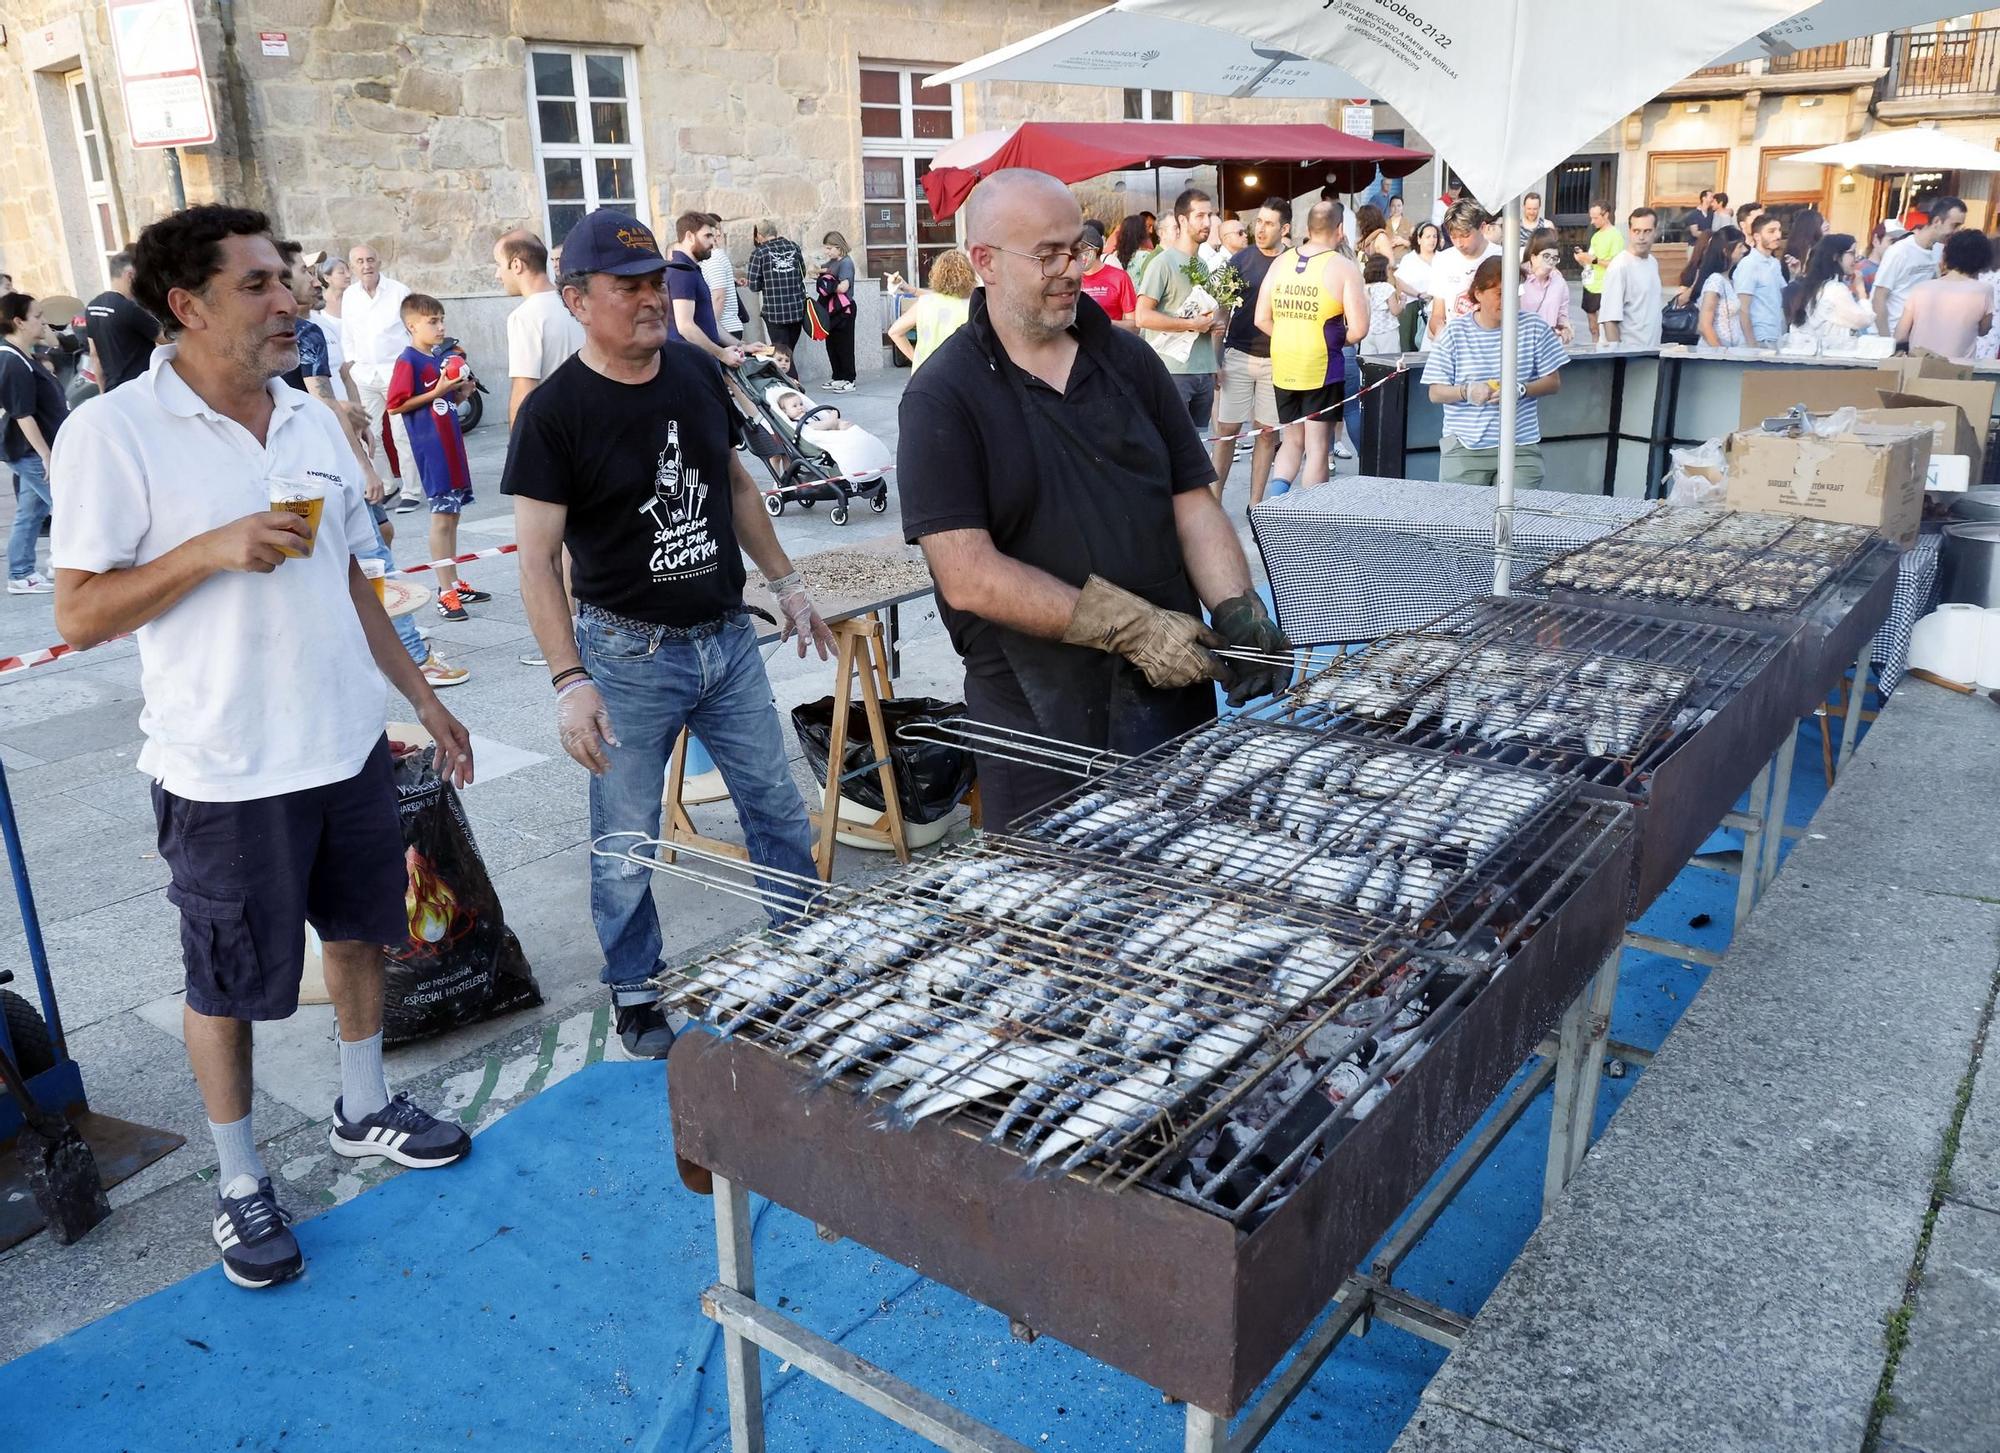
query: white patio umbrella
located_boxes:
[1783,128,2000,174]
[933,0,1975,591]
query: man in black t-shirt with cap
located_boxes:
[503,208,834,1060]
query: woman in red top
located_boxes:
[1077,220,1139,329]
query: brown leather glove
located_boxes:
[1060,575,1224,690]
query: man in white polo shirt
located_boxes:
[340,242,419,512]
[50,205,477,1291]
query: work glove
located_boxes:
[1208,593,1295,707]
[557,680,619,775]
[1061,574,1224,691]
[768,570,835,659]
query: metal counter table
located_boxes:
[1359,345,2000,498]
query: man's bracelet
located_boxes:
[551,666,589,692]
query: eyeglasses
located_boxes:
[1535,250,1561,262]
[981,243,1084,278]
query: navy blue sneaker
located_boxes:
[328,1092,471,1169]
[614,994,676,1059]
[212,1174,302,1290]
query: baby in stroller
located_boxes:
[734,356,891,524]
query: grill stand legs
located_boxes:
[713,1176,767,1453]
[1832,637,1874,780]
[1542,951,1620,1215]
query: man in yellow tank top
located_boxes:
[1253,201,1369,490]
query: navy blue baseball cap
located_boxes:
[561,208,667,275]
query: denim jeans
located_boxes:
[358,514,427,665]
[1341,345,1361,443]
[580,612,818,990]
[8,455,51,582]
[1173,372,1216,430]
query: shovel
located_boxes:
[0,1031,109,1245]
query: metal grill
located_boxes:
[1525,507,1879,616]
[611,720,1627,1225]
[633,793,1623,1227]
[1256,596,1783,791]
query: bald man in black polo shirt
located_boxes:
[897,169,1292,829]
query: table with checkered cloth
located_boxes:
[1248,476,1936,692]
[1249,478,1651,643]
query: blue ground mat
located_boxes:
[3,719,1837,1453]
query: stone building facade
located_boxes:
[0,0,1426,377]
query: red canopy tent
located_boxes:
[919,121,1429,220]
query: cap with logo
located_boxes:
[560,209,668,276]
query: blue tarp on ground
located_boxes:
[0,721,1834,1452]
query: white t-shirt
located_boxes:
[338,276,413,387]
[49,347,388,802]
[1873,235,1939,337]
[1197,240,1234,276]
[310,310,354,401]
[1599,249,1665,348]
[506,288,584,383]
[698,254,743,334]
[1427,242,1499,335]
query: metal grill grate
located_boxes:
[1017,720,1576,932]
[1255,595,1783,790]
[1525,507,1879,615]
[641,789,1627,1227]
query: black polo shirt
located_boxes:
[897,291,1216,676]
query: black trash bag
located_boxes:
[381,747,543,1046]
[790,696,975,826]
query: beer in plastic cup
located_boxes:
[361,557,387,604]
[268,476,325,558]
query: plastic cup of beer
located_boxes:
[268,476,324,558]
[361,557,387,604]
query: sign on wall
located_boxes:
[1341,102,1374,140]
[104,0,217,148]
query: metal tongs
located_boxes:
[590,832,829,918]
[895,717,1130,779]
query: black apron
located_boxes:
[971,334,1215,830]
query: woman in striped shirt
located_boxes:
[1420,257,1569,487]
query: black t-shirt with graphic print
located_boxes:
[501,343,746,626]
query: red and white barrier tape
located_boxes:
[0,543,524,679]
[5,367,1415,678]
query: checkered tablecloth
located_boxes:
[1875,531,1940,697]
[1249,476,1935,692]
[1249,478,1652,643]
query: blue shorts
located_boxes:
[426,487,473,516]
[154,737,408,1021]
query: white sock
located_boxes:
[209,1113,267,1188]
[338,1031,391,1121]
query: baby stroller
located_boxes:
[732,356,891,526]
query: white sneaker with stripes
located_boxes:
[328,1092,472,1169]
[213,1175,302,1290]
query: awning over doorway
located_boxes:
[919,121,1429,219]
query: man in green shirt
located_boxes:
[1570,199,1625,345]
[1135,186,1221,428]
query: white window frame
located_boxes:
[64,69,123,288]
[524,44,648,249]
[858,61,962,282]
[1122,87,1182,121]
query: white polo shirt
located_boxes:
[50,346,388,802]
[338,275,413,389]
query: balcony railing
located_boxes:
[1689,62,1747,78]
[1888,26,2000,98]
[1765,37,1873,73]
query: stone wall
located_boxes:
[4,0,1403,371]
